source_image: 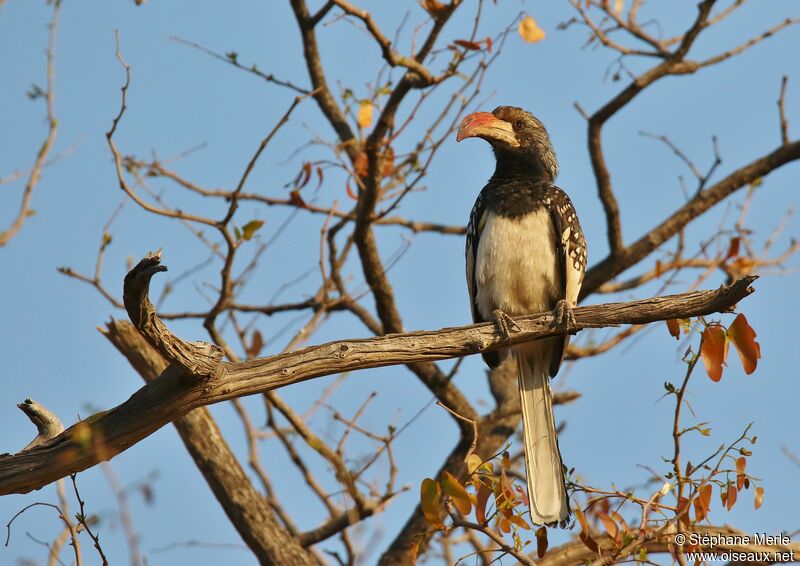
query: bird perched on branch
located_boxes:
[458,106,586,526]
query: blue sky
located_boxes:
[1,1,799,564]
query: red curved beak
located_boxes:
[456,111,519,147]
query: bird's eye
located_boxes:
[513,120,525,130]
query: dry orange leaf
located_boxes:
[597,512,619,542]
[247,329,264,358]
[754,486,765,509]
[736,456,746,475]
[575,506,600,553]
[700,324,728,382]
[737,473,746,491]
[727,313,761,375]
[345,180,358,201]
[454,39,482,50]
[507,514,531,530]
[353,152,368,177]
[289,189,307,209]
[677,496,691,529]
[693,484,712,522]
[354,148,394,178]
[382,146,395,177]
[610,510,629,533]
[497,515,511,533]
[475,481,491,525]
[518,15,546,43]
[420,0,449,20]
[666,319,681,340]
[725,483,738,511]
[420,478,444,529]
[357,101,373,129]
[536,526,548,558]
[441,471,472,516]
[725,236,741,260]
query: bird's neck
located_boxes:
[490,150,557,184]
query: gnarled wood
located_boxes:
[18,399,64,452]
[123,251,223,378]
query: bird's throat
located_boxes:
[491,147,557,184]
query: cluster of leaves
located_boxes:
[571,435,764,559]
[677,448,764,528]
[567,312,765,559]
[667,313,761,382]
[420,450,550,557]
[573,497,633,555]
[283,160,326,208]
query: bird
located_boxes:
[457,106,586,526]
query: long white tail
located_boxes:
[515,349,570,526]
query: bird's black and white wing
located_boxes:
[544,186,587,376]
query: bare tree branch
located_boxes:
[170,36,310,94]
[330,0,436,84]
[582,140,800,297]
[779,75,790,145]
[289,0,359,162]
[0,1,61,247]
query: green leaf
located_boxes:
[241,220,265,241]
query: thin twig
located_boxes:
[778,75,790,145]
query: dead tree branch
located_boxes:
[17,400,64,452]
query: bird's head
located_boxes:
[456,106,558,181]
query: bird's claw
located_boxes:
[553,299,576,333]
[492,309,520,341]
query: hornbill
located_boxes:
[457,106,586,526]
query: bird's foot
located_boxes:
[553,299,577,334]
[492,309,520,341]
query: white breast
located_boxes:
[475,210,561,320]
